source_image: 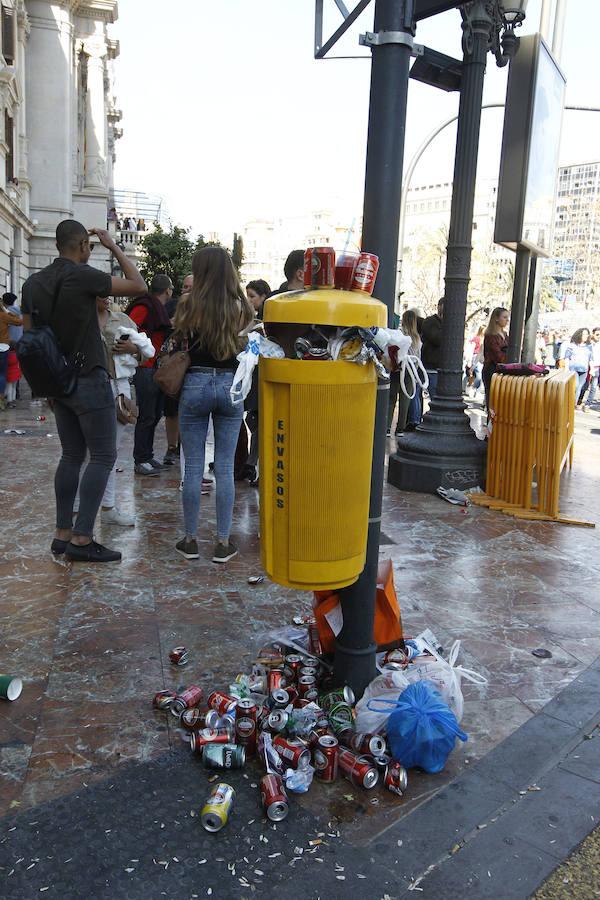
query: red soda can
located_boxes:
[385,763,408,796]
[207,691,237,715]
[338,748,379,789]
[336,726,355,749]
[171,685,204,715]
[334,252,359,291]
[180,707,210,732]
[313,734,339,783]
[190,728,232,752]
[351,252,379,295]
[272,736,311,769]
[304,247,335,288]
[308,624,321,655]
[257,646,284,661]
[153,689,176,710]
[349,732,387,757]
[235,698,258,755]
[267,668,285,693]
[169,647,189,666]
[284,654,303,680]
[267,709,289,732]
[298,675,316,697]
[260,774,289,821]
[37,415,47,422]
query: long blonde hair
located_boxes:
[485,307,508,337]
[173,246,253,360]
[402,309,421,354]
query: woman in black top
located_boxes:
[173,247,253,562]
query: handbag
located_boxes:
[116,393,138,425]
[15,277,87,399]
[153,349,191,397]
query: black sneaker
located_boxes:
[212,541,238,563]
[51,538,69,555]
[175,537,199,560]
[65,540,122,562]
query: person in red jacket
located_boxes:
[125,274,173,475]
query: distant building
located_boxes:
[240,210,360,290]
[552,160,600,309]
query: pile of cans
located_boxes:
[153,628,407,833]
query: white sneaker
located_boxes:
[101,507,135,527]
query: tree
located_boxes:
[139,225,221,294]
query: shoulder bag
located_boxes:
[15,278,88,399]
[153,332,191,398]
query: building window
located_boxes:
[1,5,14,65]
[5,110,14,183]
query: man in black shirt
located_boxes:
[22,219,146,562]
[421,297,444,400]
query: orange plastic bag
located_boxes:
[313,558,403,653]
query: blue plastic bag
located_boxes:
[368,680,467,773]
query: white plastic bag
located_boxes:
[402,640,487,723]
[230,332,284,404]
[355,668,411,733]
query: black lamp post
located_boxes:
[389,0,527,495]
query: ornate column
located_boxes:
[82,39,107,192]
[388,0,492,494]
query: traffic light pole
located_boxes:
[334,0,415,698]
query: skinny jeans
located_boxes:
[179,369,242,540]
[53,367,117,537]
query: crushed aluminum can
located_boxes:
[169,647,189,666]
[267,668,286,693]
[327,701,354,731]
[248,575,264,585]
[180,707,210,732]
[152,690,177,710]
[267,709,289,732]
[201,782,235,832]
[373,753,392,772]
[385,763,408,796]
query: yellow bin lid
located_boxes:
[263,287,387,329]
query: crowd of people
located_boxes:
[10,222,600,563]
[107,207,146,233]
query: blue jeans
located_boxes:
[53,367,116,537]
[179,369,242,539]
[133,367,164,465]
[587,370,599,405]
[570,367,588,403]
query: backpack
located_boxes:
[15,277,86,399]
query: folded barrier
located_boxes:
[469,369,593,527]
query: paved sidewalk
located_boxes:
[0,397,599,897]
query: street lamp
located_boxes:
[494,1,528,65]
[389,0,529,495]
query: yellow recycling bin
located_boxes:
[259,287,386,590]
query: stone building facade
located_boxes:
[0,0,120,294]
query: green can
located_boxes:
[328,701,355,732]
[0,675,22,701]
[319,685,355,711]
[202,743,246,769]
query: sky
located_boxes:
[112,0,600,239]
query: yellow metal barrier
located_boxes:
[469,370,593,527]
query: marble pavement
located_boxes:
[0,396,599,845]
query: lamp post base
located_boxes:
[388,397,487,493]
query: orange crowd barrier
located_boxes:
[469,370,593,527]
